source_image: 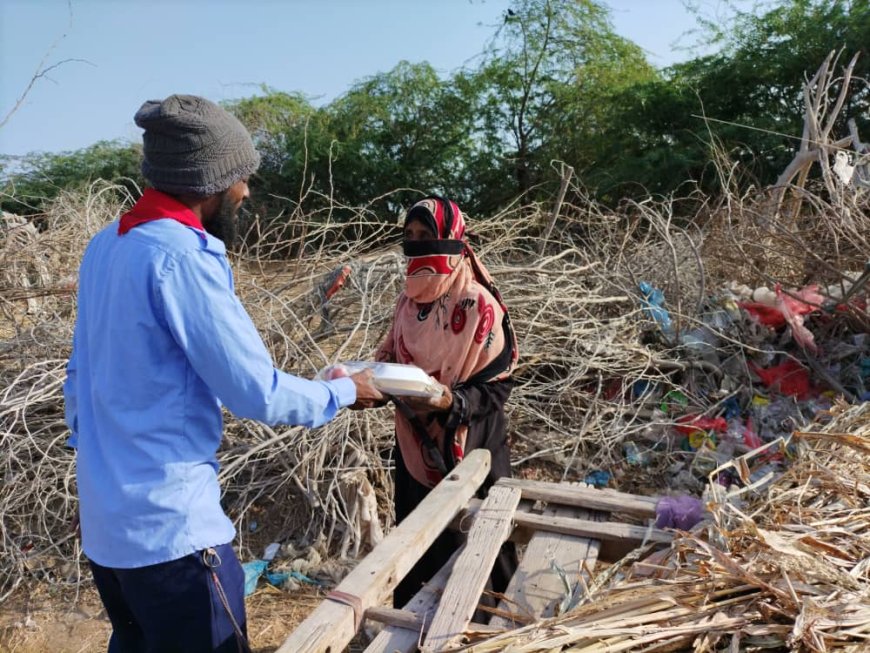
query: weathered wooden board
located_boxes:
[497,477,658,517]
[277,450,491,653]
[363,549,461,653]
[421,485,521,652]
[489,483,605,629]
[514,511,670,545]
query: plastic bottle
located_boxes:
[624,441,649,466]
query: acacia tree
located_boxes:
[467,0,655,204]
[228,64,476,221]
[591,0,870,201]
[227,90,335,221]
[0,141,142,216]
[326,61,477,215]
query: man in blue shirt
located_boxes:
[63,94,382,653]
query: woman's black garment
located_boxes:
[392,379,517,611]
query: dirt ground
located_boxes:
[0,582,325,653]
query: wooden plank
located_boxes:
[497,477,659,518]
[422,485,522,652]
[363,549,461,653]
[449,499,660,562]
[277,450,491,653]
[514,511,671,545]
[365,607,499,635]
[489,483,605,629]
[453,500,673,550]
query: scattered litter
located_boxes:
[583,470,611,488]
[638,281,674,339]
[622,441,649,466]
[654,495,705,530]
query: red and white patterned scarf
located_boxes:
[377,197,518,487]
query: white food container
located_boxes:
[316,361,443,398]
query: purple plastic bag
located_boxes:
[655,495,705,530]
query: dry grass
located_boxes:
[0,173,867,648]
[0,582,325,652]
[462,401,870,652]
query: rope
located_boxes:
[203,548,252,653]
[327,589,365,632]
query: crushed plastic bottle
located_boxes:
[748,463,781,487]
[717,419,743,457]
[639,281,674,339]
[624,441,649,466]
[679,327,720,365]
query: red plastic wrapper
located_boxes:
[675,414,728,436]
[740,301,787,328]
[740,284,825,353]
[750,359,814,399]
[742,416,763,450]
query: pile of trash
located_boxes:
[601,266,869,497]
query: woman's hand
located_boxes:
[402,383,453,412]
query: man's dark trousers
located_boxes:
[88,542,248,653]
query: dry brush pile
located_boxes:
[0,170,867,610]
[465,400,870,652]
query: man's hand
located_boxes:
[402,383,453,413]
[348,369,385,410]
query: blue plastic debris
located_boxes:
[638,282,674,339]
[265,570,324,588]
[631,379,651,399]
[242,559,269,596]
[722,396,741,420]
[242,541,326,596]
[584,470,611,488]
[241,542,281,596]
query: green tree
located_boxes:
[0,140,142,215]
[226,90,333,217]
[466,0,656,205]
[229,63,477,222]
[591,0,870,201]
[327,60,476,213]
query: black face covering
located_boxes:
[402,239,465,257]
[203,191,239,248]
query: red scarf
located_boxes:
[118,188,205,235]
[403,198,466,303]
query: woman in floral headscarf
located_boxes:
[374,195,518,608]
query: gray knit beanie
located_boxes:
[134,94,260,196]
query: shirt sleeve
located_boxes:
[62,324,80,449]
[158,248,356,428]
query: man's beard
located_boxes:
[204,192,239,248]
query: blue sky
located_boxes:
[0,1,739,157]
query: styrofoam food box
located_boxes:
[317,361,443,398]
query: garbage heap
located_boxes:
[603,270,869,496]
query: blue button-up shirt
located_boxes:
[63,219,355,568]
